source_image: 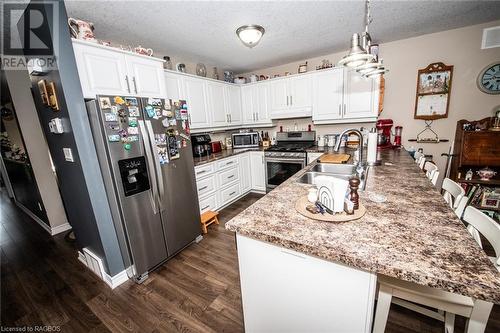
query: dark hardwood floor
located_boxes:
[1,189,499,332]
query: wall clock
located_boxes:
[477,62,500,94]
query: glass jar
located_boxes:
[163,56,172,70]
[196,63,207,77]
[212,67,219,80]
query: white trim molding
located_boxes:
[78,249,129,289]
[50,222,72,236]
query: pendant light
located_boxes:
[339,0,388,76]
[236,25,265,48]
[338,33,374,67]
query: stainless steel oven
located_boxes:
[264,131,315,192]
[232,132,260,148]
[265,153,306,191]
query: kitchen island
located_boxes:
[225,149,500,332]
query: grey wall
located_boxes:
[15,0,126,275]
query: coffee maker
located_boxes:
[376,119,394,149]
[191,134,212,157]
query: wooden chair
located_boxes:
[423,162,439,186]
[200,210,219,234]
[441,178,467,218]
[373,206,498,333]
[463,206,500,272]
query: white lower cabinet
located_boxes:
[198,195,217,214]
[194,151,265,213]
[219,183,241,207]
[239,154,251,193]
[236,235,377,333]
[249,151,266,192]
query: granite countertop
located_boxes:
[225,149,500,303]
[193,147,265,166]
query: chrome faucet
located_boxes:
[334,129,366,184]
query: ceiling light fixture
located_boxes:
[339,0,388,77]
[236,25,265,48]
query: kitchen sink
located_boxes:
[296,172,351,185]
[297,163,369,190]
[310,163,356,175]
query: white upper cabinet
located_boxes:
[312,68,379,124]
[183,76,210,129]
[164,72,185,100]
[270,79,289,111]
[269,75,312,119]
[312,69,344,122]
[126,55,165,97]
[241,84,272,126]
[225,85,242,125]
[343,70,379,120]
[72,40,165,98]
[73,41,130,97]
[289,76,313,110]
[207,81,228,127]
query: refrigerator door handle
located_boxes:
[138,120,159,214]
[145,120,166,211]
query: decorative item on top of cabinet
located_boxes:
[298,61,308,73]
[414,62,453,120]
[176,63,186,73]
[68,18,95,42]
[224,71,234,83]
[212,67,219,80]
[163,56,172,70]
[196,63,207,77]
[477,62,500,95]
[134,45,153,56]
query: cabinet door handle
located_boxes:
[256,112,259,121]
[132,76,138,94]
[338,104,342,116]
[196,170,206,175]
[229,191,236,196]
[226,161,234,165]
[125,76,131,93]
[198,186,208,191]
[229,114,232,123]
[343,103,346,116]
[228,175,235,179]
[201,205,210,210]
[286,95,289,106]
[290,95,292,106]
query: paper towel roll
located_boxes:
[367,132,378,164]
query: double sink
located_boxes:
[296,163,368,190]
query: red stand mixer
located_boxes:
[376,119,402,149]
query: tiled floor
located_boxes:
[1,189,499,332]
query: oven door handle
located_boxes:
[265,157,306,164]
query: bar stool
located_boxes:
[373,206,499,333]
[423,162,439,186]
[414,151,424,164]
[441,178,467,218]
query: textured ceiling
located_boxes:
[65,0,500,72]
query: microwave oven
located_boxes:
[232,132,260,148]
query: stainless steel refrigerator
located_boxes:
[87,95,201,282]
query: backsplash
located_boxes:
[206,118,376,145]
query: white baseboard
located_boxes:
[50,222,72,235]
[78,249,129,289]
[103,269,129,289]
[15,200,71,236]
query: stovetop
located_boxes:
[265,143,315,152]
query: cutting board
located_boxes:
[318,153,350,164]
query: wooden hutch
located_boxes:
[450,117,500,218]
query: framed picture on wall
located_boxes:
[37,79,49,106]
[414,62,453,120]
[46,81,60,111]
